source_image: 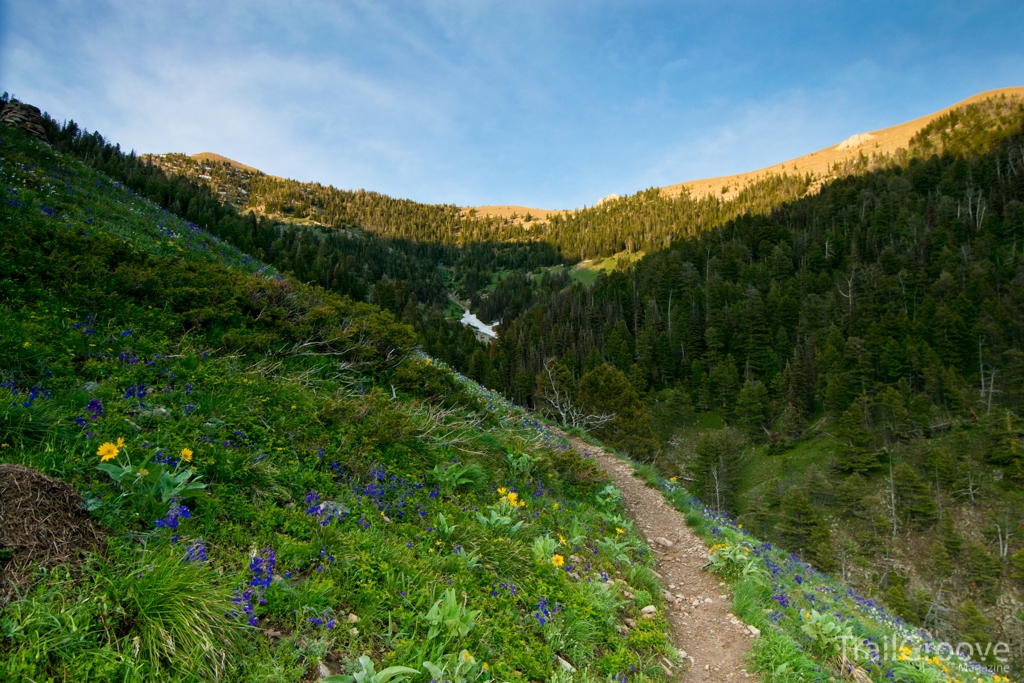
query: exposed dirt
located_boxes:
[560,433,759,682]
[0,464,105,601]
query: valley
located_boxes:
[3,86,1024,683]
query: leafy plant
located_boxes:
[435,512,458,539]
[422,650,489,683]
[595,484,621,510]
[531,534,556,562]
[96,442,206,507]
[322,655,419,683]
[597,536,633,564]
[505,450,536,478]
[798,609,853,661]
[431,462,485,496]
[475,507,524,534]
[424,588,480,644]
[706,541,766,583]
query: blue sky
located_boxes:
[3,1,1024,208]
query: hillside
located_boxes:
[13,88,1024,680]
[666,87,1024,200]
[482,90,1024,676]
[0,111,681,682]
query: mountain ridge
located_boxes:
[171,87,1024,223]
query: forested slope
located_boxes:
[482,96,1024,671]
[0,108,687,682]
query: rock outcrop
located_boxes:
[1,101,48,142]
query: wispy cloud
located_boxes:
[4,1,1024,207]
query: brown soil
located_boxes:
[0,464,105,601]
[560,433,759,682]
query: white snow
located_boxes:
[460,309,497,339]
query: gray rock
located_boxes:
[556,656,576,673]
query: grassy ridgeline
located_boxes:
[0,126,677,681]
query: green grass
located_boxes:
[570,251,646,285]
[0,125,678,682]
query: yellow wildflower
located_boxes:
[559,535,566,546]
[22,341,29,348]
[482,663,489,671]
[552,554,565,567]
[669,477,677,482]
[97,442,119,461]
[116,437,125,448]
[497,487,507,495]
[181,447,193,462]
[552,502,559,510]
[507,491,520,506]
[138,468,149,476]
[616,527,625,535]
[462,651,471,661]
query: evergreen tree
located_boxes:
[736,379,770,438]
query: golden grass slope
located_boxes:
[665,86,1024,200]
[189,152,263,175]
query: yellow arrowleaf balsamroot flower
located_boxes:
[181,448,193,463]
[507,491,521,507]
[497,487,507,495]
[559,535,566,546]
[116,437,125,448]
[616,527,625,535]
[97,442,119,461]
[551,554,565,567]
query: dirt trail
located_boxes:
[562,433,759,682]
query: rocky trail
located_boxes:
[561,432,760,682]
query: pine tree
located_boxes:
[777,488,835,572]
[835,398,879,473]
[736,379,770,438]
[892,462,938,528]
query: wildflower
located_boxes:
[559,535,566,546]
[97,442,119,461]
[669,477,677,482]
[138,468,149,476]
[116,436,125,448]
[183,539,208,565]
[507,491,520,506]
[552,554,565,567]
[552,502,559,510]
[616,527,624,535]
[497,487,507,495]
[181,447,193,462]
